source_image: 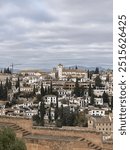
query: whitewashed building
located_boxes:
[88,108,105,116]
[94,98,103,105]
[43,95,57,106]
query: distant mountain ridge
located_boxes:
[64,65,112,71]
[1,65,112,73]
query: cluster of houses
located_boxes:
[0,64,113,141]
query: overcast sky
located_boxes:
[0,0,112,70]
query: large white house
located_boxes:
[88,108,105,116]
[57,64,88,80]
[43,95,57,106]
[58,89,72,97]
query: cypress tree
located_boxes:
[33,85,36,96]
[95,75,102,87]
[3,85,8,100]
[5,78,9,89]
[8,80,12,90]
[90,92,95,105]
[48,107,52,123]
[88,69,90,78]
[16,77,20,90]
[74,78,80,97]
[41,83,44,96]
[54,95,59,121]
[60,104,64,120]
[102,91,109,104]
[110,96,113,111]
[95,67,99,74]
[88,83,92,97]
[39,100,46,126]
[50,81,53,94]
[0,82,3,99]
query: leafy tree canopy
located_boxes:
[0,127,27,150]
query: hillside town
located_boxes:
[0,64,113,142]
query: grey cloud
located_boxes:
[0,0,113,70]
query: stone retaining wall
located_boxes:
[0,117,112,150]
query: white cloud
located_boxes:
[0,0,113,70]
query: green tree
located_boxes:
[38,100,46,126]
[3,68,11,74]
[50,81,53,94]
[65,111,76,126]
[0,81,4,99]
[73,78,85,97]
[54,95,59,121]
[36,94,42,102]
[8,80,12,90]
[55,104,64,127]
[33,85,36,96]
[60,107,76,126]
[95,75,102,87]
[77,111,87,127]
[48,107,52,123]
[90,92,95,105]
[102,91,109,104]
[87,69,90,78]
[15,77,20,94]
[41,83,45,96]
[3,85,8,100]
[88,83,92,97]
[44,87,48,95]
[5,78,9,89]
[15,77,20,89]
[0,127,27,150]
[73,78,80,97]
[95,67,99,74]
[110,96,113,111]
[60,104,64,120]
[80,86,85,97]
[32,114,40,125]
[0,80,11,100]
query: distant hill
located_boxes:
[64,65,110,71]
[10,65,113,73]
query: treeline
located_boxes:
[0,78,12,100]
[33,98,87,128]
[0,67,12,74]
[33,81,87,127]
[56,106,87,127]
[73,78,85,97]
[0,127,27,150]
